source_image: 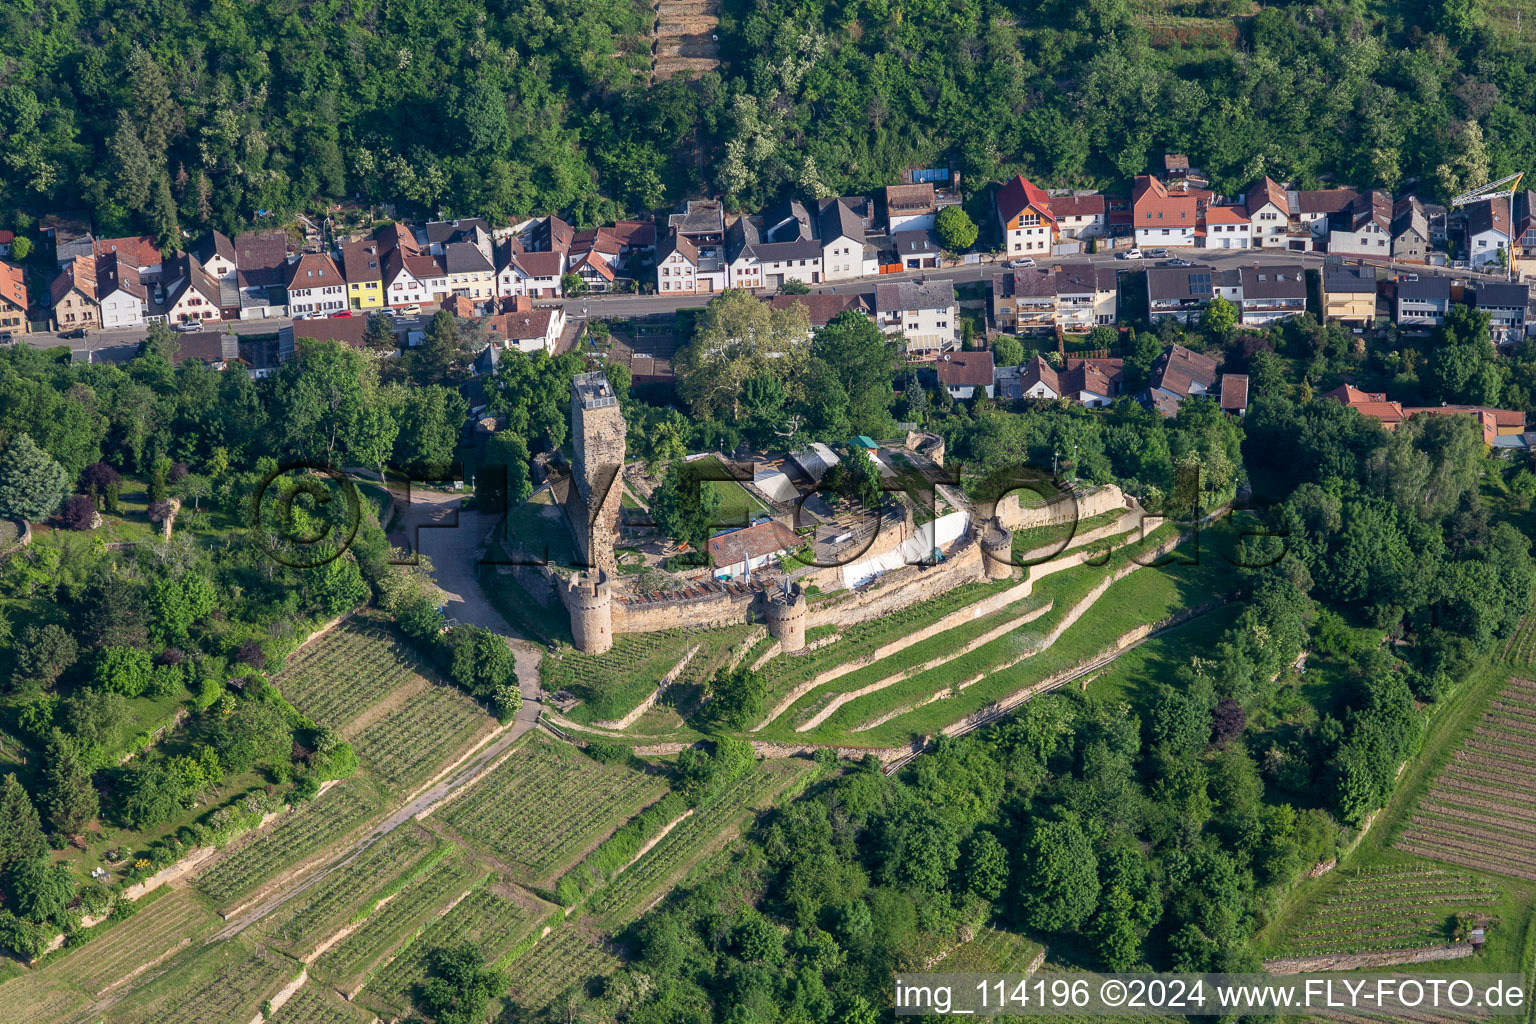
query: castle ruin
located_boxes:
[566,370,626,575]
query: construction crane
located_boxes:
[1450,172,1524,282]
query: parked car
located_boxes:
[333,310,354,318]
[0,332,14,344]
[1005,258,1036,269]
[1160,257,1196,267]
[1117,249,1144,260]
[399,304,422,315]
[171,321,202,332]
[1146,248,1169,258]
[60,327,90,339]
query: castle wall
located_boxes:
[994,483,1126,531]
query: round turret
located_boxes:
[981,521,1014,580]
[764,581,808,652]
[565,571,614,654]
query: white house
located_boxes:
[1053,263,1118,332]
[1244,177,1291,248]
[151,253,223,326]
[874,279,957,359]
[1465,199,1512,269]
[1327,190,1393,257]
[936,351,995,400]
[708,520,802,580]
[1132,175,1199,247]
[384,249,431,307]
[1051,194,1108,240]
[486,306,568,355]
[96,253,147,329]
[1201,205,1252,249]
[285,252,347,315]
[885,184,937,233]
[194,231,238,282]
[817,198,872,282]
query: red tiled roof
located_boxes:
[1051,194,1107,218]
[287,252,342,288]
[1220,373,1249,411]
[1246,176,1288,214]
[1133,175,1198,228]
[1204,205,1250,225]
[93,235,162,268]
[764,292,871,326]
[486,309,557,342]
[50,255,97,306]
[514,250,564,278]
[886,183,936,214]
[609,220,656,249]
[293,318,369,349]
[937,350,994,388]
[996,175,1056,228]
[0,262,26,313]
[708,520,801,568]
[340,240,384,283]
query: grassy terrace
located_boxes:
[543,623,756,724]
[753,577,1022,712]
[768,519,1243,747]
[690,455,772,525]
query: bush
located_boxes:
[60,495,97,530]
[91,646,155,697]
[584,740,632,765]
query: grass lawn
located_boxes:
[543,623,754,724]
[691,456,771,528]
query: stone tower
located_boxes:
[980,520,1014,580]
[567,371,626,575]
[764,580,808,652]
[564,570,614,654]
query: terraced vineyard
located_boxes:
[276,621,421,730]
[261,825,441,954]
[351,684,491,789]
[270,983,374,1024]
[438,738,668,883]
[930,925,1045,972]
[1397,676,1536,880]
[586,759,814,925]
[505,924,621,1012]
[543,624,749,722]
[196,780,379,905]
[48,891,221,995]
[118,946,291,1024]
[310,853,482,990]
[1272,867,1501,958]
[358,882,552,1016]
[1500,608,1536,666]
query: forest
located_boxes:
[1,0,1531,241]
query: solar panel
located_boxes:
[1188,272,1211,294]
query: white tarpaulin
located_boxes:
[753,468,801,504]
[840,511,970,589]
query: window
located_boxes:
[1022,213,1039,226]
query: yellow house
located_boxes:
[1321,264,1376,324]
[341,240,385,311]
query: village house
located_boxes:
[1244,178,1292,249]
[1395,275,1453,329]
[1321,264,1377,325]
[886,230,942,270]
[1463,199,1512,269]
[1324,383,1526,447]
[1513,191,1536,261]
[286,252,347,316]
[1014,354,1122,408]
[96,253,148,329]
[0,262,27,335]
[232,230,290,309]
[1132,175,1202,248]
[1295,188,1358,240]
[1327,190,1393,257]
[1051,194,1108,240]
[996,175,1059,256]
[1201,205,1252,249]
[442,240,496,300]
[1144,343,1220,415]
[152,252,224,326]
[726,201,824,290]
[1145,264,1215,322]
[817,197,872,282]
[885,183,937,233]
[1474,282,1530,345]
[708,520,802,581]
[422,218,493,256]
[567,227,624,292]
[936,350,995,400]
[169,330,242,370]
[1232,264,1307,325]
[874,279,957,358]
[764,293,872,331]
[1219,373,1249,416]
[383,247,431,308]
[609,220,657,260]
[93,235,163,278]
[1391,197,1432,262]
[992,268,1057,333]
[194,230,239,282]
[340,241,386,311]
[48,255,100,331]
[41,214,94,267]
[485,305,568,355]
[1053,262,1118,331]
